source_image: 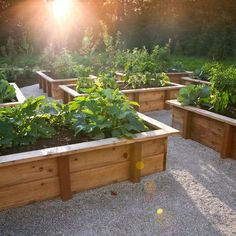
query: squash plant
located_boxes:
[0,77,16,103]
[64,88,148,139]
[0,89,148,149]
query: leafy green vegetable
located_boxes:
[65,88,148,139]
[193,63,223,81]
[210,66,236,114]
[0,89,148,149]
[0,79,16,103]
[178,65,236,116]
[124,72,170,89]
[0,96,62,148]
[178,85,210,106]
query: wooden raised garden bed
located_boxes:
[36,71,97,99]
[60,83,184,112]
[0,83,26,107]
[181,77,210,86]
[0,113,178,210]
[167,99,236,160]
[36,71,79,99]
[166,72,193,84]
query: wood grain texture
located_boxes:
[57,156,72,200]
[169,100,236,159]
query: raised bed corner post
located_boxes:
[57,156,72,201]
[46,81,52,97]
[134,93,140,112]
[130,143,142,183]
[37,75,42,89]
[221,124,234,159]
[164,91,171,109]
[182,110,192,139]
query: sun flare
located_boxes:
[52,0,72,19]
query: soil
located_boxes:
[0,128,90,156]
[0,125,153,156]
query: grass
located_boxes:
[172,55,235,71]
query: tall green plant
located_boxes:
[0,78,16,103]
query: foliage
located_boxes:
[178,65,236,116]
[167,61,185,72]
[80,28,99,56]
[51,49,76,79]
[76,77,95,94]
[0,96,61,148]
[193,63,223,81]
[98,70,118,89]
[64,88,148,140]
[0,78,16,103]
[41,44,56,70]
[124,72,170,89]
[0,90,148,148]
[210,66,236,113]
[178,85,210,107]
[77,65,93,78]
[76,65,95,93]
[151,45,172,72]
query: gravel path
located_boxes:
[0,86,236,236]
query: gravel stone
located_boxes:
[0,87,235,236]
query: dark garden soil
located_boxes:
[0,128,90,156]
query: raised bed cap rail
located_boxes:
[167,99,236,160]
[0,113,178,210]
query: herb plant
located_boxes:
[0,78,16,103]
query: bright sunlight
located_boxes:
[52,0,72,19]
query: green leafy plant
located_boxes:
[65,88,148,139]
[76,65,95,93]
[124,72,170,89]
[98,70,118,89]
[0,78,16,103]
[210,66,236,114]
[151,45,171,72]
[178,85,210,106]
[0,96,62,148]
[0,90,148,149]
[193,63,223,81]
[77,65,93,78]
[51,49,76,79]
